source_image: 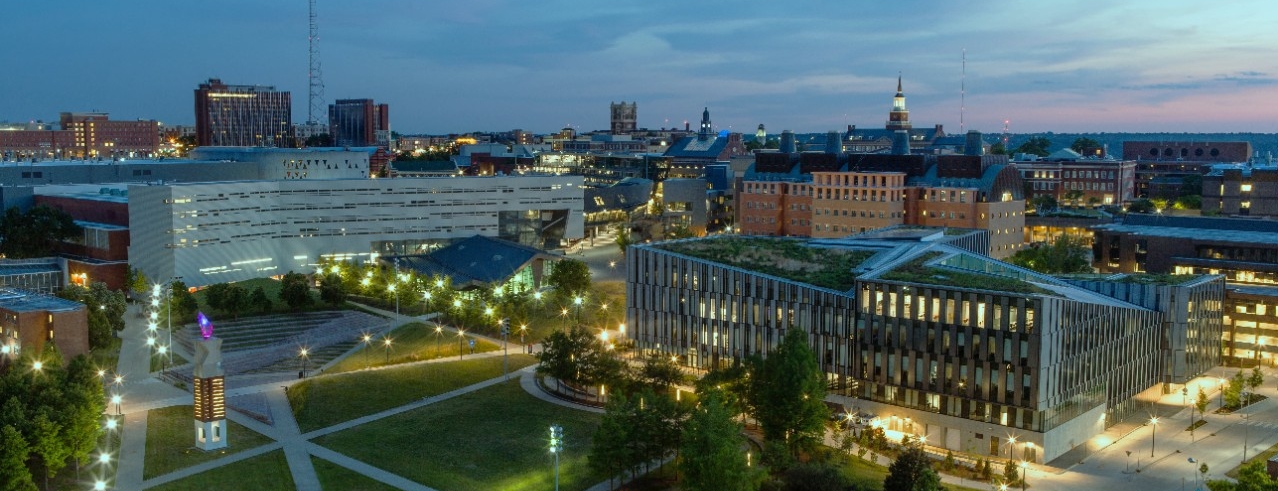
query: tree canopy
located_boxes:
[1070,137,1101,155]
[56,282,126,350]
[680,391,761,491]
[546,259,592,300]
[279,271,314,311]
[0,206,82,259]
[1008,235,1092,274]
[884,445,941,491]
[1013,136,1052,157]
[749,329,829,462]
[0,352,106,491]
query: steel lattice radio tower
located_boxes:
[307,0,325,125]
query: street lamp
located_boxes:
[434,326,444,357]
[549,425,563,491]
[361,334,373,369]
[111,394,122,415]
[519,324,528,347]
[457,329,466,360]
[299,348,309,378]
[1149,417,1159,458]
[383,337,393,364]
[573,296,583,326]
[1019,461,1028,491]
[1220,378,1226,408]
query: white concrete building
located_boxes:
[128,176,584,287]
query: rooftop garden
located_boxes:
[1116,273,1201,285]
[659,237,874,291]
[879,253,1058,296]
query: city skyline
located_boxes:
[2,0,1276,134]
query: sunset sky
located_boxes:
[3,0,1276,134]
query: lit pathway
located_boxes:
[113,409,148,491]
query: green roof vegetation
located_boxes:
[659,237,874,291]
[879,253,1057,296]
[1117,274,1201,285]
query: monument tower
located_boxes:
[193,312,227,450]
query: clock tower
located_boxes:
[886,75,912,132]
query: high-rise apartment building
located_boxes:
[195,78,292,147]
[328,99,389,148]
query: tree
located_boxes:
[546,259,591,300]
[1127,199,1155,214]
[1175,194,1202,210]
[1070,137,1101,155]
[536,326,596,388]
[640,352,684,391]
[1207,460,1277,491]
[1181,174,1203,198]
[1196,387,1210,418]
[56,282,126,350]
[696,361,752,422]
[304,133,333,147]
[1224,370,1245,409]
[221,284,249,319]
[0,205,82,259]
[1012,136,1051,157]
[1063,190,1085,208]
[750,329,829,461]
[165,280,199,326]
[204,283,231,312]
[590,395,636,489]
[278,271,314,311]
[1249,366,1264,396]
[884,446,941,491]
[319,273,347,307]
[31,412,69,491]
[1002,458,1021,487]
[249,286,273,313]
[125,267,149,299]
[680,392,762,491]
[0,426,36,491]
[1008,235,1092,274]
[989,142,1007,155]
[615,227,634,256]
[1029,195,1058,214]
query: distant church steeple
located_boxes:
[698,107,713,140]
[887,74,912,132]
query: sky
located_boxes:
[2,0,1277,135]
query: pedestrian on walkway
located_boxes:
[469,338,476,354]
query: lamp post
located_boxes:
[362,334,372,369]
[167,277,181,372]
[111,394,122,415]
[519,324,528,347]
[573,295,583,326]
[383,337,393,364]
[1019,461,1028,491]
[299,348,309,377]
[549,425,563,491]
[434,326,443,357]
[1243,391,1251,463]
[1149,417,1159,458]
[1219,378,1226,408]
[458,329,466,360]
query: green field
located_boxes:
[311,456,400,491]
[143,405,275,479]
[289,354,538,433]
[325,321,503,373]
[314,379,605,491]
[148,450,294,491]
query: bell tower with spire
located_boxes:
[886,75,912,131]
[698,107,713,141]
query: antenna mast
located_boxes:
[307,0,325,125]
[960,48,966,134]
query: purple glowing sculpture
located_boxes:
[197,312,215,340]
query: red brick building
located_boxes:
[0,288,89,364]
[35,191,131,291]
[59,112,161,158]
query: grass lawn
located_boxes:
[289,354,538,433]
[1227,439,1278,478]
[325,321,503,373]
[315,379,606,491]
[148,450,294,491]
[312,456,400,491]
[143,405,275,479]
[837,455,987,491]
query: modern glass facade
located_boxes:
[626,235,1216,462]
